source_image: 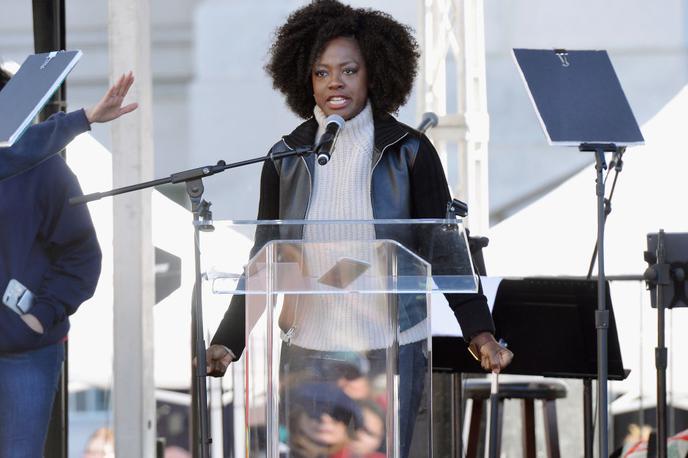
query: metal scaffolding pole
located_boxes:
[418,0,490,234]
[108,0,156,456]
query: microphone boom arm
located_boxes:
[70,145,314,205]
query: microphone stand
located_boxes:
[70,145,313,458]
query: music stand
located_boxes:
[0,50,81,147]
[644,231,688,457]
[513,48,643,458]
[433,277,628,456]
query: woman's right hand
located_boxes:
[206,344,234,377]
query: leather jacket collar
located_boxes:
[281,112,409,152]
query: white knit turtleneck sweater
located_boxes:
[285,103,427,351]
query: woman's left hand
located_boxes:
[469,332,513,373]
[20,313,44,334]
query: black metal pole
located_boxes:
[586,149,625,281]
[580,143,614,458]
[583,378,593,458]
[188,179,211,458]
[33,2,68,457]
[594,148,609,458]
[655,230,668,458]
[33,0,67,121]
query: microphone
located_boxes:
[417,112,439,134]
[315,114,345,165]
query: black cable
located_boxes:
[586,149,625,280]
[584,148,625,450]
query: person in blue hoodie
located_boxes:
[0,68,137,456]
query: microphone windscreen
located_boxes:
[325,114,345,129]
[418,112,439,133]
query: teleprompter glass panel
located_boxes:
[204,219,477,296]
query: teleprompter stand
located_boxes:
[70,145,314,458]
[580,142,620,458]
[644,231,688,458]
[513,48,644,458]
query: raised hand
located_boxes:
[84,71,138,123]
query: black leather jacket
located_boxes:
[212,113,495,357]
[272,113,419,225]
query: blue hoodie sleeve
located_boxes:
[0,109,91,181]
[28,156,102,331]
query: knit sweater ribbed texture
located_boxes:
[288,103,427,351]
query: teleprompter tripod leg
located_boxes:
[583,378,593,458]
[593,147,610,458]
[655,230,668,458]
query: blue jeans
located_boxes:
[0,342,65,457]
[398,341,427,457]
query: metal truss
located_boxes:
[418,0,490,233]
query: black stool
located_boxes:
[464,379,567,458]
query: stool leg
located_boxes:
[495,397,505,457]
[466,400,483,458]
[543,400,561,458]
[521,399,536,458]
[451,373,463,458]
[487,395,500,458]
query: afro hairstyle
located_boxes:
[265,0,420,119]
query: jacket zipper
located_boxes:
[302,156,313,219]
[369,132,409,215]
[282,137,313,220]
[278,137,306,345]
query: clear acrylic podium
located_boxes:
[202,219,478,458]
